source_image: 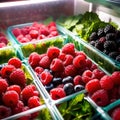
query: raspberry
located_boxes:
[12,28,21,37]
[39,55,51,68]
[40,71,53,85]
[28,96,41,108]
[85,59,92,68]
[7,85,21,96]
[19,37,30,43]
[48,22,56,28]
[1,65,16,78]
[73,55,86,69]
[12,100,24,114]
[50,31,59,36]
[10,68,26,87]
[2,90,19,108]
[90,63,98,71]
[62,43,75,56]
[82,70,93,83]
[47,46,60,60]
[50,58,64,72]
[0,105,12,119]
[0,42,6,48]
[40,26,49,36]
[58,53,66,61]
[0,36,8,45]
[63,54,73,66]
[21,85,36,102]
[28,52,40,68]
[112,107,120,120]
[73,75,84,86]
[50,88,66,100]
[92,69,105,79]
[111,71,120,85]
[34,66,44,74]
[100,75,114,90]
[64,64,77,77]
[29,30,39,39]
[8,57,22,68]
[0,79,8,94]
[85,79,101,94]
[91,89,109,106]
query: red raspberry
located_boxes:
[73,55,86,69]
[50,88,66,100]
[75,51,87,59]
[112,107,120,120]
[50,58,64,72]
[7,85,21,96]
[21,85,37,102]
[100,75,114,90]
[2,90,19,108]
[0,36,8,45]
[10,68,26,87]
[111,71,120,85]
[0,105,12,119]
[50,31,59,36]
[47,46,60,60]
[40,71,53,85]
[0,79,8,94]
[12,28,21,37]
[62,43,75,56]
[38,34,46,39]
[34,66,44,74]
[90,63,98,71]
[12,100,24,114]
[64,64,77,77]
[73,75,84,86]
[29,30,39,39]
[91,89,109,106]
[48,22,56,28]
[0,42,6,48]
[8,57,22,68]
[63,54,73,66]
[19,37,30,43]
[85,79,101,94]
[82,70,93,83]
[85,59,92,68]
[39,55,51,68]
[28,96,41,108]
[28,52,40,68]
[92,69,105,79]
[40,26,49,36]
[49,26,57,32]
[58,53,66,61]
[1,65,16,78]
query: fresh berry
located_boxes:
[85,79,101,94]
[100,75,114,90]
[45,83,54,92]
[2,90,19,108]
[0,42,6,48]
[92,69,105,79]
[91,89,109,106]
[40,71,53,85]
[34,66,44,74]
[85,59,92,68]
[39,55,51,68]
[63,83,74,95]
[112,107,120,120]
[10,68,26,87]
[7,85,21,96]
[29,30,39,39]
[52,77,62,86]
[74,85,84,92]
[0,79,8,94]
[73,55,86,69]
[62,43,75,56]
[50,58,64,72]
[0,36,8,45]
[108,52,119,59]
[89,32,98,41]
[62,76,73,84]
[28,52,40,68]
[12,28,21,37]
[97,28,105,37]
[0,105,12,119]
[73,75,84,86]
[63,54,73,66]
[28,96,41,108]
[50,88,66,100]
[111,71,120,85]
[104,24,115,34]
[1,65,16,78]
[8,57,22,68]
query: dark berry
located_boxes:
[104,24,115,34]
[116,55,120,62]
[45,83,54,92]
[89,32,98,41]
[97,28,105,37]
[62,76,73,84]
[89,41,96,46]
[63,83,74,95]
[105,33,116,41]
[95,40,104,51]
[52,77,62,86]
[108,52,119,59]
[74,85,84,92]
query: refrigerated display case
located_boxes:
[0,0,120,120]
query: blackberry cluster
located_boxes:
[89,24,120,62]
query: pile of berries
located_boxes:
[0,31,9,48]
[89,24,120,62]
[12,21,59,43]
[0,57,41,119]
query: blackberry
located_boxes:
[89,32,98,41]
[116,30,120,39]
[103,50,110,55]
[104,24,115,34]
[89,41,96,46]
[97,28,105,37]
[104,41,117,52]
[105,33,116,41]
[108,52,119,59]
[116,55,120,62]
[115,38,120,47]
[95,40,104,51]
